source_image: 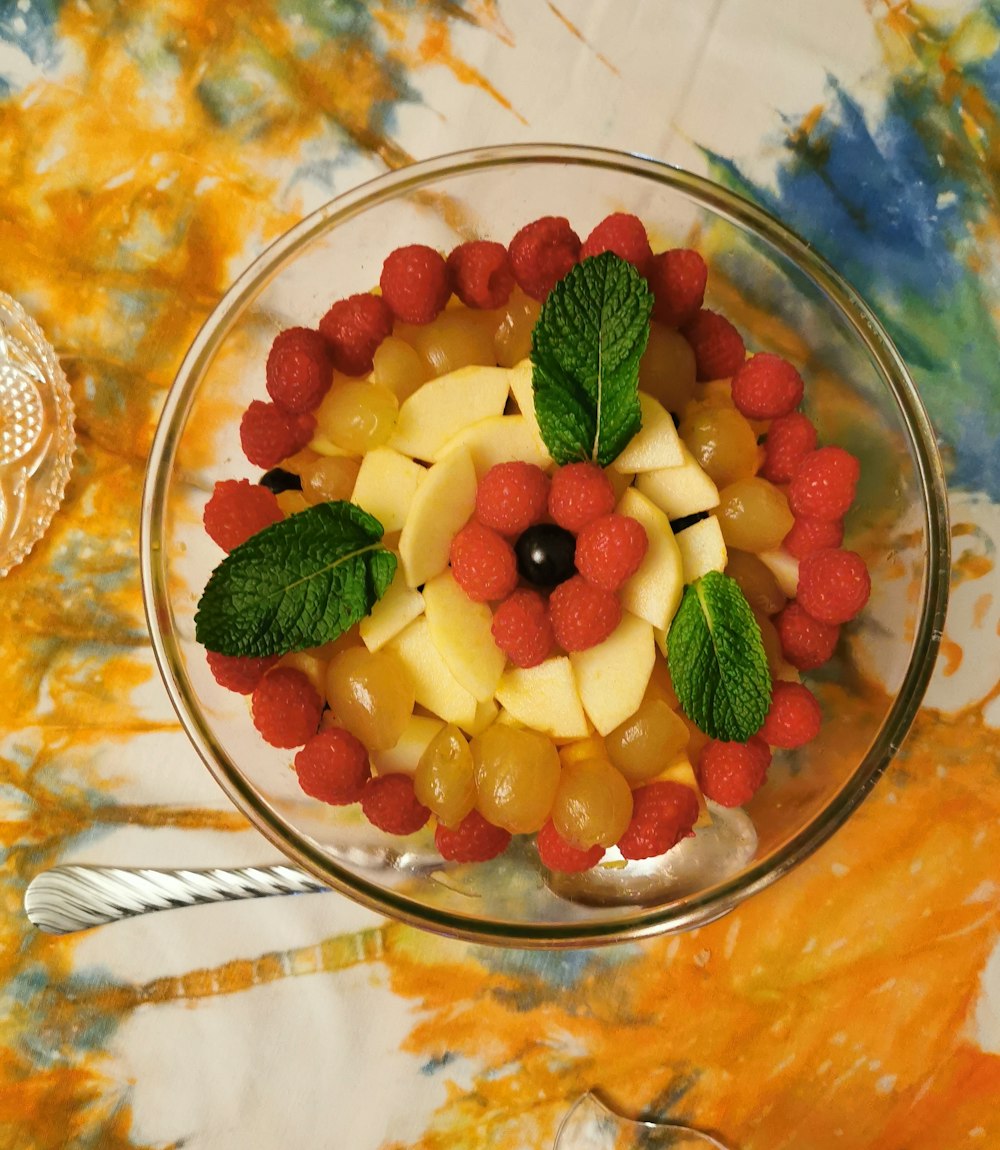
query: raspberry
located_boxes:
[776,602,840,671]
[574,513,648,592]
[206,650,279,694]
[548,575,621,652]
[696,737,771,808]
[475,461,550,536]
[450,520,518,602]
[536,819,604,872]
[251,667,323,749]
[616,780,699,861]
[447,241,515,309]
[759,681,822,748]
[265,327,333,414]
[203,478,283,552]
[548,462,616,532]
[294,727,371,805]
[579,213,652,273]
[647,248,707,327]
[435,809,511,862]
[731,353,804,421]
[681,309,746,381]
[762,412,817,484]
[787,446,860,521]
[318,293,393,376]
[783,515,844,560]
[797,548,871,624]
[360,773,431,835]
[240,400,315,469]
[491,588,554,668]
[508,216,581,301]
[379,244,451,325]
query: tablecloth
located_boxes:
[2,2,999,1147]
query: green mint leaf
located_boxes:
[666,571,773,742]
[531,251,652,467]
[195,501,396,658]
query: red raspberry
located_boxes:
[361,773,431,835]
[447,241,515,309]
[574,513,648,592]
[435,809,511,862]
[759,681,822,748]
[240,400,315,469]
[318,293,393,376]
[380,244,451,324]
[681,309,746,381]
[265,327,333,414]
[762,412,818,484]
[450,520,518,602]
[783,515,844,560]
[696,737,771,808]
[475,461,550,536]
[579,213,652,273]
[251,667,323,749]
[647,248,708,327]
[548,462,616,532]
[776,602,840,671]
[548,575,621,652]
[294,727,371,805]
[491,589,554,668]
[536,820,604,873]
[616,781,699,861]
[731,353,804,420]
[788,446,860,521]
[203,479,283,552]
[508,216,581,301]
[206,650,279,694]
[797,548,871,625]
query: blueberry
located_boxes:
[515,524,577,587]
[259,467,302,494]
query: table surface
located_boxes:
[2,2,999,1148]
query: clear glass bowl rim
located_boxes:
[141,143,951,947]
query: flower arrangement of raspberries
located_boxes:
[198,207,872,876]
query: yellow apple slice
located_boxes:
[351,447,426,534]
[359,569,424,652]
[675,515,728,583]
[635,443,719,519]
[495,657,590,739]
[459,697,499,737]
[389,364,510,462]
[758,549,800,597]
[611,392,684,472]
[506,358,548,450]
[385,617,477,727]
[422,570,506,702]
[616,487,683,630]
[570,611,656,736]
[371,714,444,776]
[437,413,552,477]
[398,445,477,588]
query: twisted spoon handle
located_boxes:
[24,864,328,935]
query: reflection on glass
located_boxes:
[554,1093,732,1150]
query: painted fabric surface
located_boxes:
[1,2,999,1148]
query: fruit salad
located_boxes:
[194,211,870,876]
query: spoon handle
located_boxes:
[24,864,328,935]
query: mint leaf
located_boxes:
[195,501,396,658]
[666,571,772,742]
[531,251,652,467]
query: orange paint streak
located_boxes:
[416,18,528,125]
[972,592,993,628]
[937,634,963,676]
[546,2,621,76]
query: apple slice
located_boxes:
[495,657,590,739]
[422,570,506,702]
[616,487,683,630]
[359,569,424,652]
[758,549,800,597]
[385,617,477,727]
[675,515,728,583]
[351,446,425,534]
[371,714,444,776]
[611,392,684,473]
[398,445,477,588]
[570,611,656,736]
[460,697,499,737]
[506,359,548,450]
[389,364,510,462]
[635,443,719,519]
[437,414,552,477]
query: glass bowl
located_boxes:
[141,145,949,947]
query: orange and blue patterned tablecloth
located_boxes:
[3,3,999,1148]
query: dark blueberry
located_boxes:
[259,467,302,494]
[515,524,577,588]
[669,510,708,534]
